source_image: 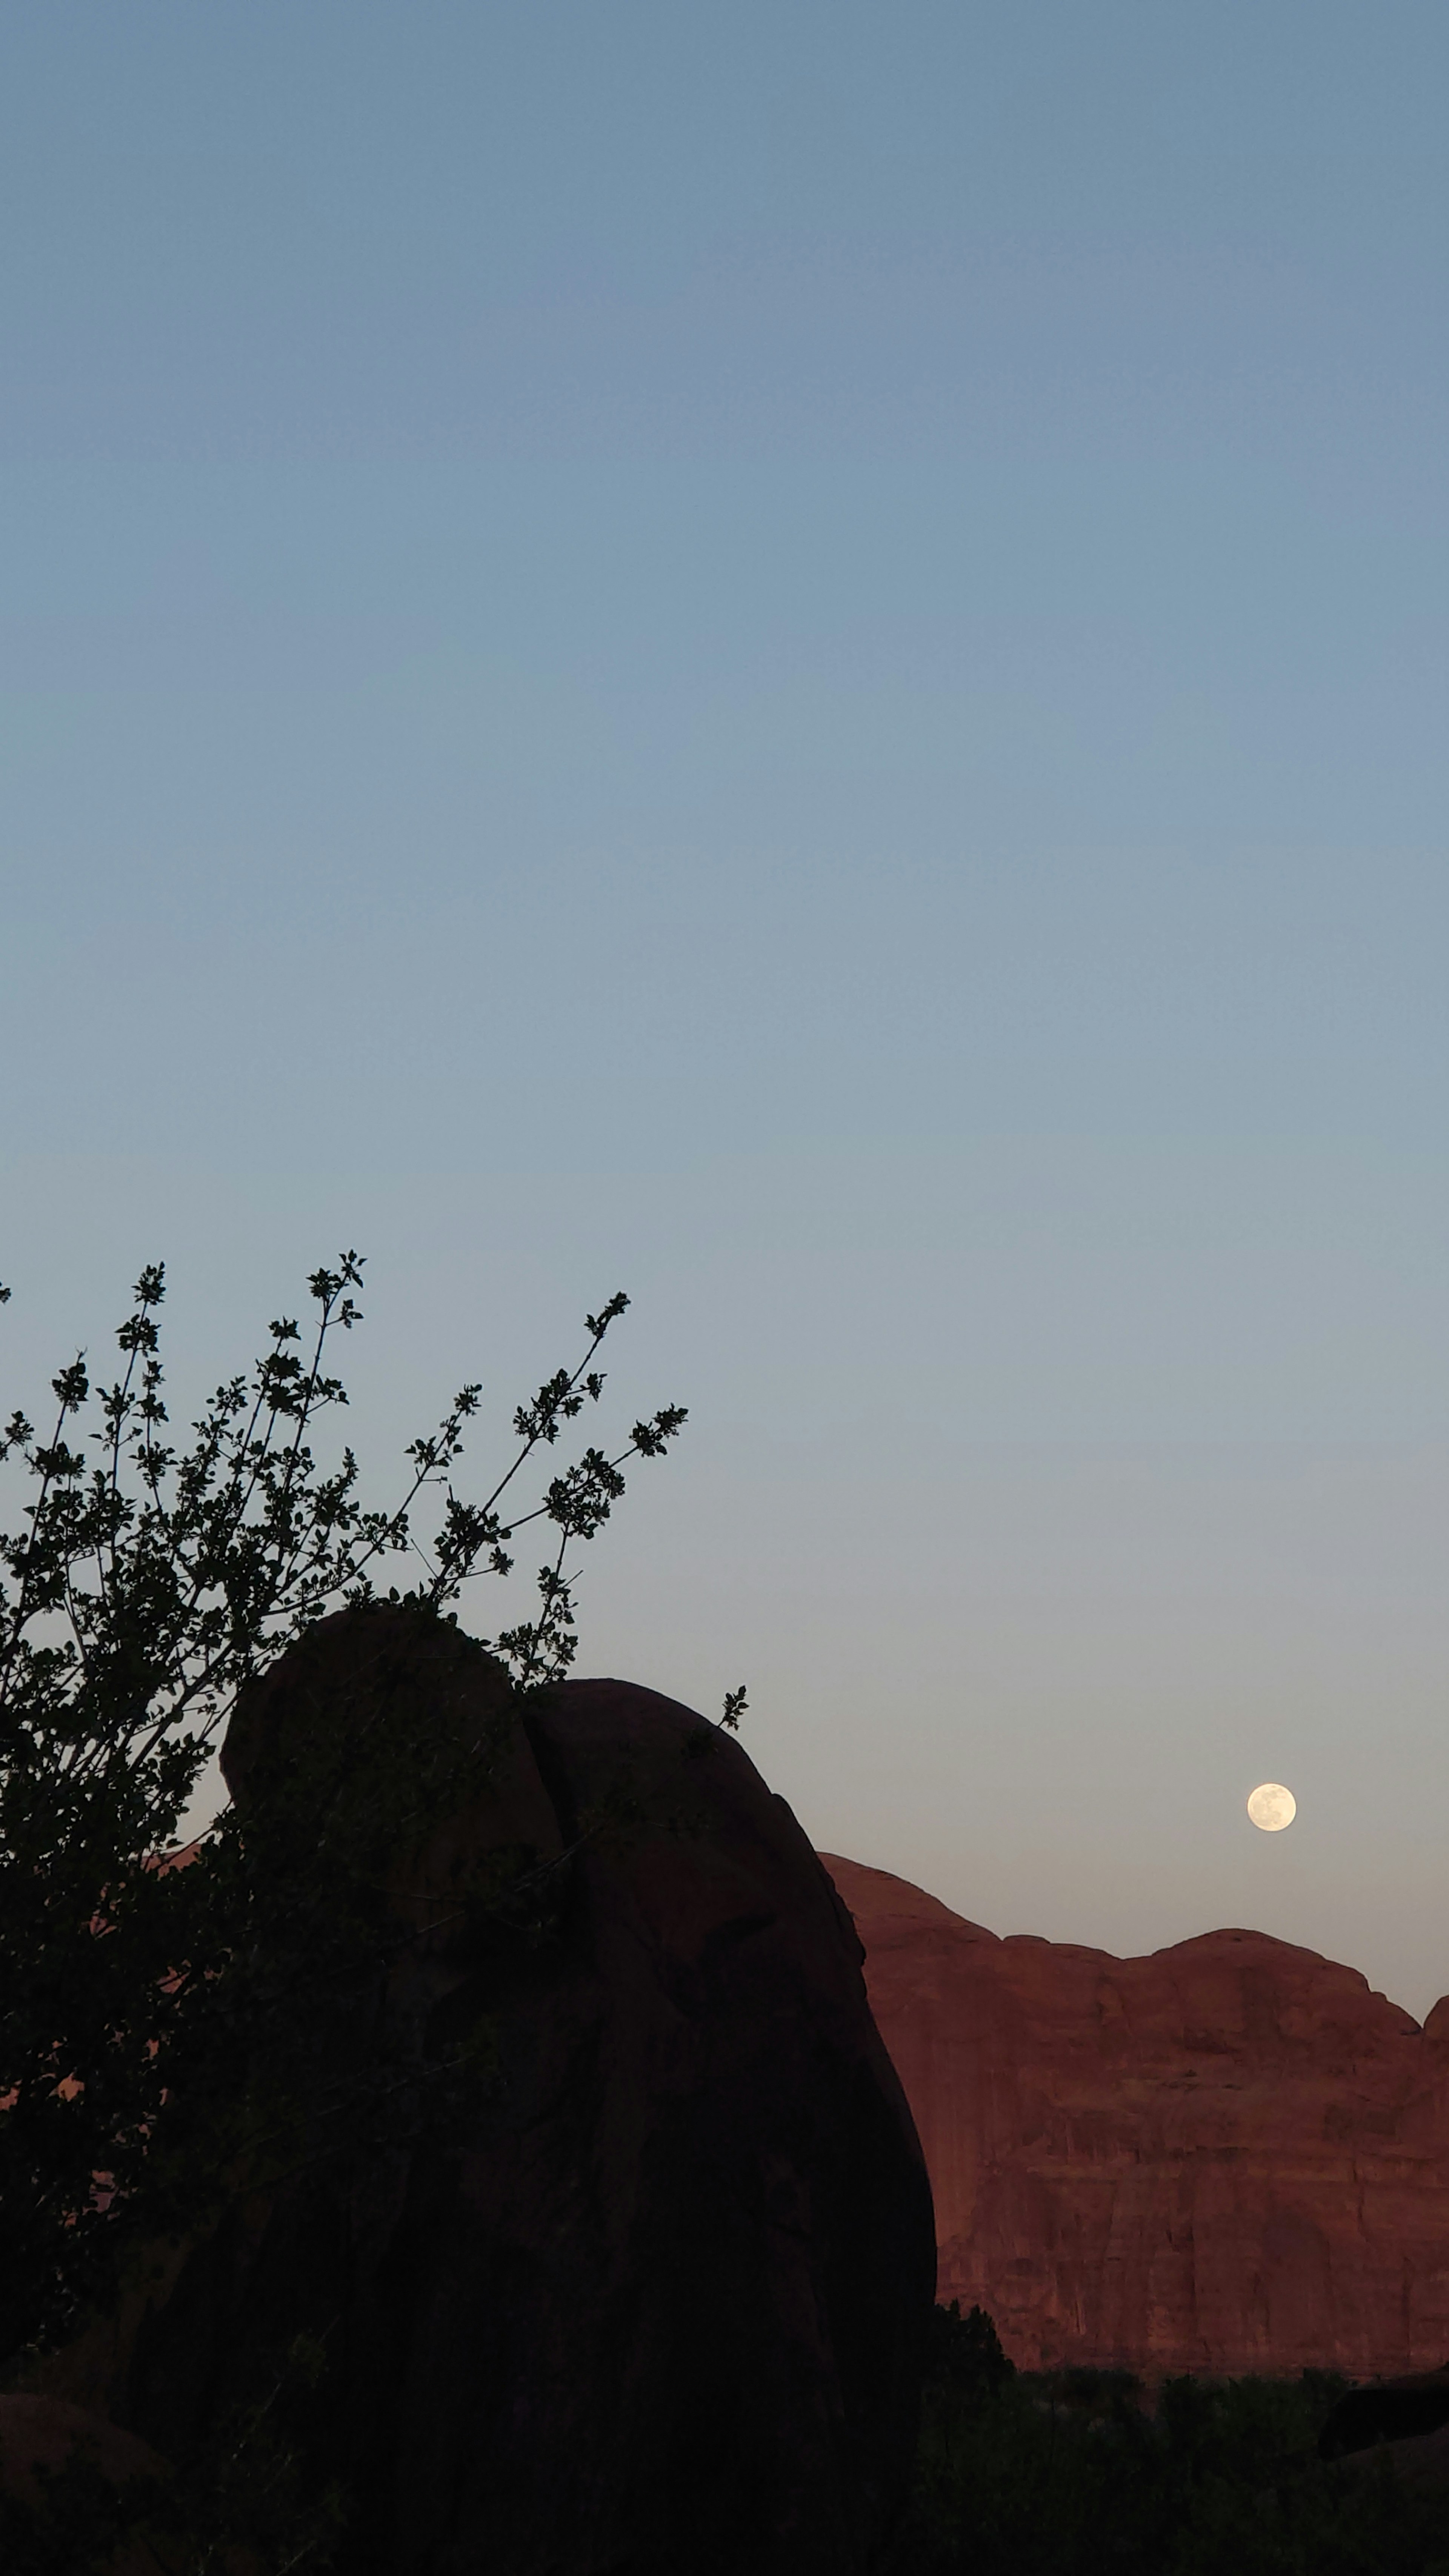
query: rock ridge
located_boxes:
[823,1853,1449,2379]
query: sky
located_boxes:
[3,2,1448,2010]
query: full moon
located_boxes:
[1246,1782,1297,1832]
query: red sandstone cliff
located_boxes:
[823,1853,1449,2379]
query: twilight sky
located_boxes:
[4,3,1448,2010]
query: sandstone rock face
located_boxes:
[98,1612,934,2575]
[823,1854,1449,2379]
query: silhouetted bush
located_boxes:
[0,1255,691,2364]
[891,2307,1449,2575]
[923,2299,1015,2404]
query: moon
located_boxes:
[1246,1782,1297,1833]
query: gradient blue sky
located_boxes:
[4,3,1448,2007]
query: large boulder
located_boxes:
[825,1852,1449,2379]
[1320,2369,1449,2460]
[83,1609,934,2574]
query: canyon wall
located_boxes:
[824,1854,1449,2379]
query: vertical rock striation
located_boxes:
[824,1853,1449,2378]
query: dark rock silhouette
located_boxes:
[1320,2369,1449,2460]
[67,1610,935,2574]
[824,1852,1449,2379]
[1338,2417,1449,2494]
[0,2395,169,2573]
[1320,2370,1449,2498]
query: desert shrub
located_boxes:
[894,2307,1449,2576]
[0,1255,698,2368]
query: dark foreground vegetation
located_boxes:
[892,2304,1449,2576]
[0,1256,692,2365]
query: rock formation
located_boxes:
[823,1853,1449,2379]
[1320,2367,1449,2458]
[48,1611,934,2576]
